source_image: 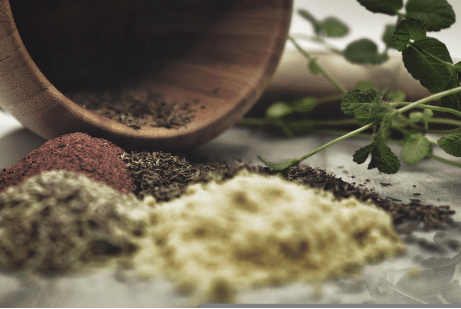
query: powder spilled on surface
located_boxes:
[134,171,405,303]
[0,170,148,273]
[0,168,406,303]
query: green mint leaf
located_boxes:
[266,102,293,119]
[356,0,403,16]
[405,0,455,32]
[341,89,378,125]
[422,109,434,122]
[440,74,461,111]
[391,114,408,130]
[308,59,322,74]
[298,9,321,34]
[437,131,461,157]
[341,88,391,125]
[342,89,378,116]
[371,88,388,109]
[377,114,393,141]
[369,138,401,174]
[319,17,349,37]
[353,144,374,164]
[385,90,406,102]
[454,62,461,74]
[401,133,432,165]
[409,111,423,123]
[392,18,427,51]
[382,24,397,48]
[343,39,388,65]
[257,155,299,172]
[402,37,453,93]
[291,97,319,114]
[356,80,378,91]
[353,135,400,173]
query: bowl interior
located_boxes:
[6,0,292,150]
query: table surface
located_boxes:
[2,0,461,306]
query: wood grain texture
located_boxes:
[0,0,292,151]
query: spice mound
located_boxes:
[0,132,133,193]
[0,170,148,273]
[135,171,405,302]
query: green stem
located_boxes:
[307,130,461,168]
[288,36,349,95]
[295,121,377,162]
[420,105,461,118]
[396,86,461,114]
[290,33,343,54]
[311,118,357,126]
[239,117,359,128]
[317,93,344,104]
[429,154,461,168]
[429,117,461,127]
[391,102,461,118]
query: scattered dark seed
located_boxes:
[69,88,197,129]
[121,152,456,231]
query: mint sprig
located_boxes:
[247,1,461,175]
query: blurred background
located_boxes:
[1,0,461,169]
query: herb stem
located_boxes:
[296,121,377,162]
[288,36,349,95]
[428,117,461,127]
[290,33,343,54]
[420,105,461,118]
[429,153,461,168]
[396,86,461,114]
[317,93,345,104]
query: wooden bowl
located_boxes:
[0,0,292,151]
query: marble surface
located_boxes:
[1,123,461,306]
[2,0,461,306]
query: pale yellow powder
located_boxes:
[134,171,405,302]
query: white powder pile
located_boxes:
[135,171,405,302]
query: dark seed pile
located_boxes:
[284,166,456,231]
[121,151,209,201]
[69,88,197,129]
[122,151,456,231]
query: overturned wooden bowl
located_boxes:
[0,0,292,151]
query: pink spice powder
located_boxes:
[0,132,134,194]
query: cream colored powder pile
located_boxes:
[135,171,405,302]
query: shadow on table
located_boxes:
[0,128,46,169]
[188,141,251,164]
